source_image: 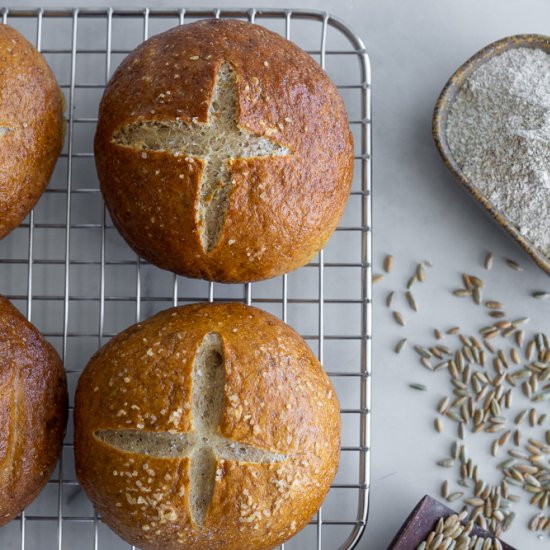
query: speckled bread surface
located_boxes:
[74,302,340,550]
[0,295,68,527]
[94,19,353,283]
[0,25,65,240]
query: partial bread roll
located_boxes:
[95,19,353,283]
[0,25,65,240]
[0,295,68,526]
[75,303,340,550]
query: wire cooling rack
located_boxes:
[0,6,372,550]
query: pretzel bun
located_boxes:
[75,303,340,550]
[0,295,67,526]
[95,19,353,283]
[0,25,65,240]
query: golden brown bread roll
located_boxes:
[0,295,68,526]
[95,19,353,283]
[75,302,340,550]
[0,25,65,240]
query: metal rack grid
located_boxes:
[0,6,372,550]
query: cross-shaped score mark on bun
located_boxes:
[95,332,287,528]
[113,63,291,253]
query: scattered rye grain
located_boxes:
[489,311,506,318]
[393,311,405,326]
[505,259,523,271]
[510,348,520,365]
[406,291,418,312]
[529,408,537,427]
[414,345,431,358]
[437,396,450,414]
[421,358,433,371]
[463,273,473,289]
[453,289,472,297]
[512,317,529,327]
[469,275,484,288]
[473,287,482,305]
[498,431,511,446]
[394,338,407,354]
[525,340,535,360]
[391,253,550,538]
[515,330,525,347]
[514,409,528,425]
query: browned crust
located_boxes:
[95,19,353,283]
[74,303,340,550]
[0,25,65,240]
[0,295,68,527]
